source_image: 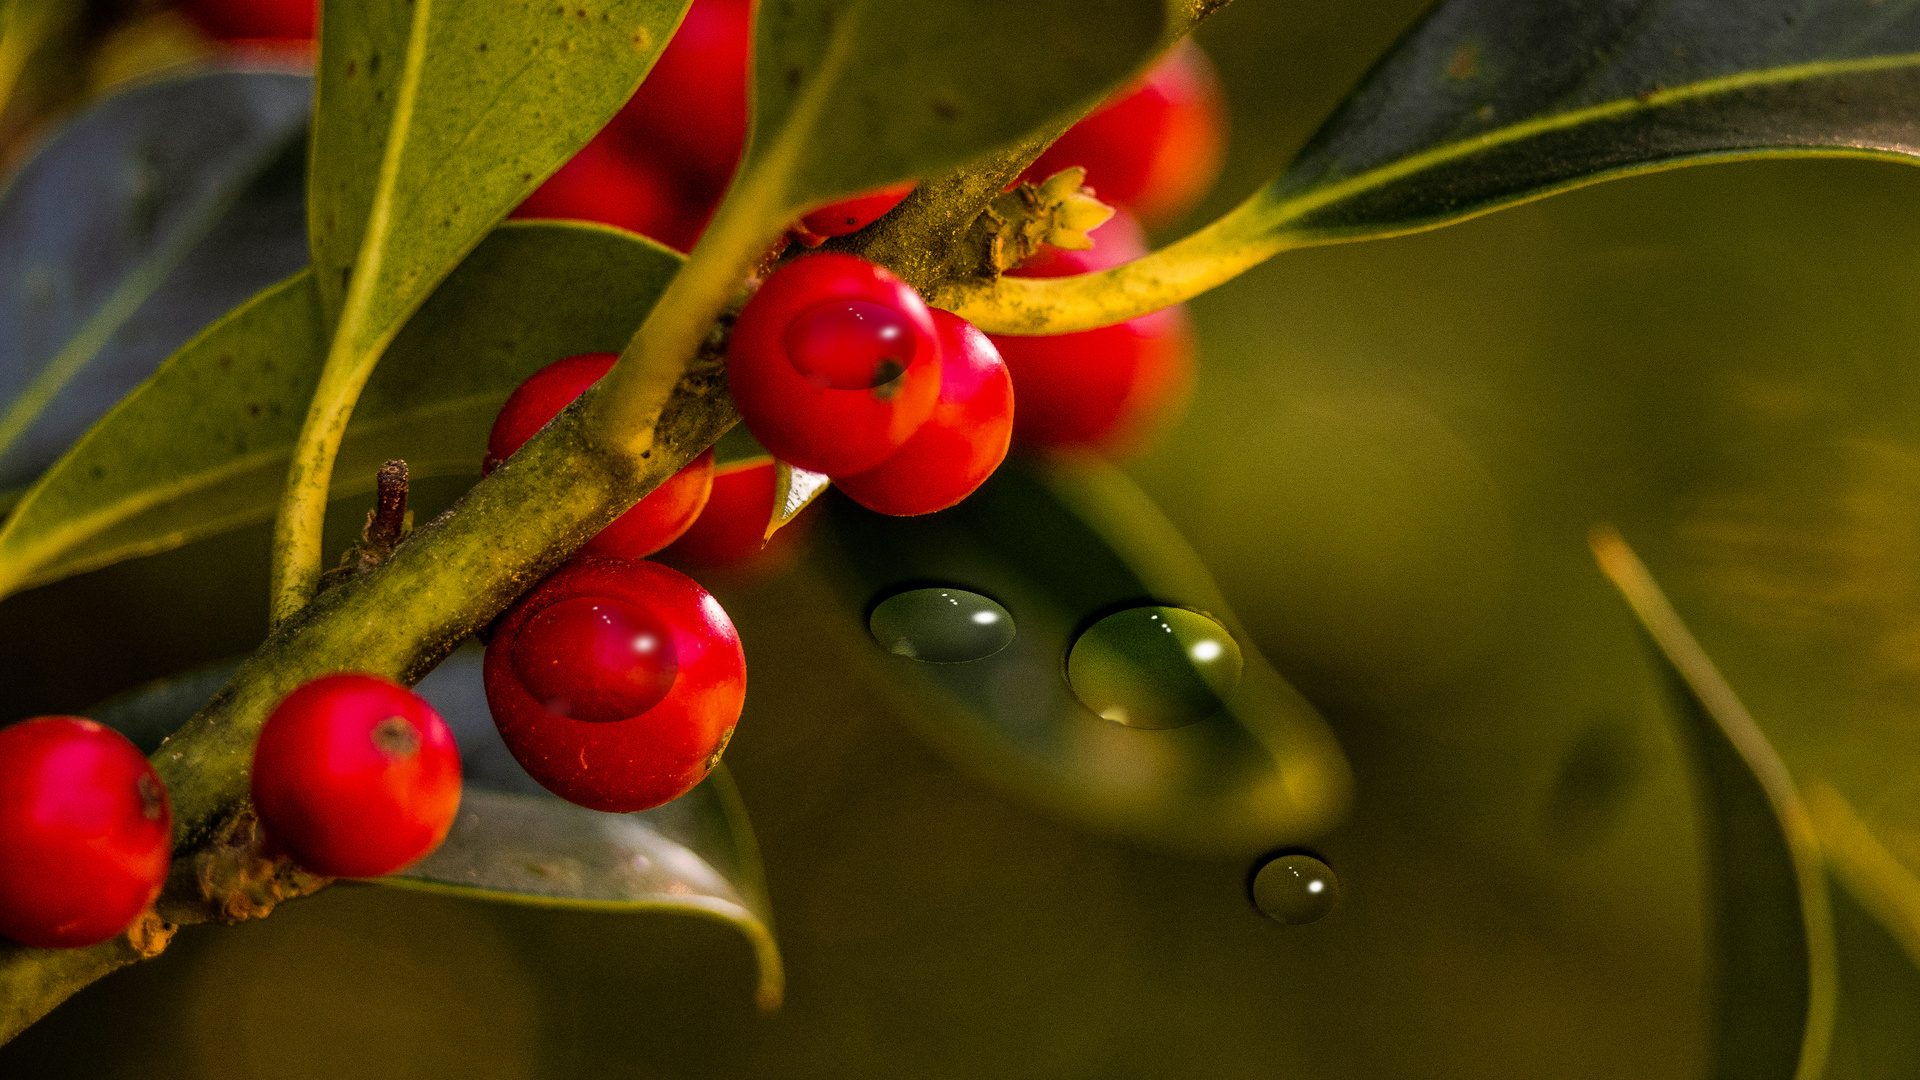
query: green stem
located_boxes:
[268,0,435,627]
[932,194,1293,334]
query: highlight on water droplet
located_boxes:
[1249,852,1339,925]
[1065,605,1242,729]
[868,587,1016,663]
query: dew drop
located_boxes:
[1065,606,1241,729]
[868,588,1015,663]
[1250,853,1339,925]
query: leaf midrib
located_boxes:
[1266,49,1920,234]
[2,388,506,582]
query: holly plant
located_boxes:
[2,0,1920,1076]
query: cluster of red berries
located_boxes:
[480,361,749,813]
[728,253,1015,516]
[0,672,462,948]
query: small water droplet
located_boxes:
[1250,853,1339,925]
[1065,606,1242,729]
[869,588,1016,663]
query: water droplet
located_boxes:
[1250,853,1339,925]
[869,588,1015,663]
[1065,606,1242,729]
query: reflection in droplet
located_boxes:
[869,588,1016,663]
[1066,606,1242,729]
[1250,853,1339,925]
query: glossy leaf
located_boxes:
[746,0,1167,218]
[948,0,1920,335]
[1271,0,1920,241]
[306,0,684,338]
[1592,528,1835,1080]
[0,70,310,489]
[88,658,243,754]
[0,222,684,599]
[387,647,783,1010]
[815,458,1352,855]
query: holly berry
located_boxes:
[486,353,716,559]
[836,310,1014,516]
[508,136,707,253]
[606,0,751,192]
[1020,39,1226,228]
[990,210,1193,454]
[728,254,944,476]
[794,181,917,246]
[484,558,746,813]
[0,718,171,949]
[251,674,462,879]
[178,0,316,41]
[657,458,813,578]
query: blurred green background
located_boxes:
[7,0,1920,1075]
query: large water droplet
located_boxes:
[1065,606,1241,729]
[869,588,1015,663]
[1250,853,1339,925]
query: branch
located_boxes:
[0,0,1246,1041]
[0,356,736,1043]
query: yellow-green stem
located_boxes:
[268,0,433,626]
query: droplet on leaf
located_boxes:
[1065,605,1241,729]
[1250,853,1339,925]
[868,588,1015,663]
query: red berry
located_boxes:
[728,254,943,476]
[1020,39,1226,228]
[990,211,1193,454]
[836,311,1014,516]
[178,0,316,41]
[606,0,751,190]
[486,353,716,559]
[509,136,707,253]
[511,597,678,722]
[657,459,813,577]
[0,718,171,949]
[484,558,746,813]
[251,674,462,879]
[794,181,916,246]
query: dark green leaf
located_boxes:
[384,647,782,1010]
[88,658,243,754]
[1273,0,1920,242]
[306,0,684,348]
[1804,783,1920,1079]
[0,221,684,598]
[815,459,1351,855]
[0,70,310,489]
[1593,528,1836,1080]
[746,0,1167,217]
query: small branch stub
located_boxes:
[320,460,414,591]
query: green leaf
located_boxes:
[745,0,1168,218]
[306,0,684,338]
[0,70,311,489]
[379,647,782,1010]
[88,658,244,754]
[280,0,689,616]
[948,0,1920,334]
[1592,527,1836,1080]
[815,458,1352,855]
[1804,783,1920,1079]
[0,221,684,599]
[1270,0,1920,242]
